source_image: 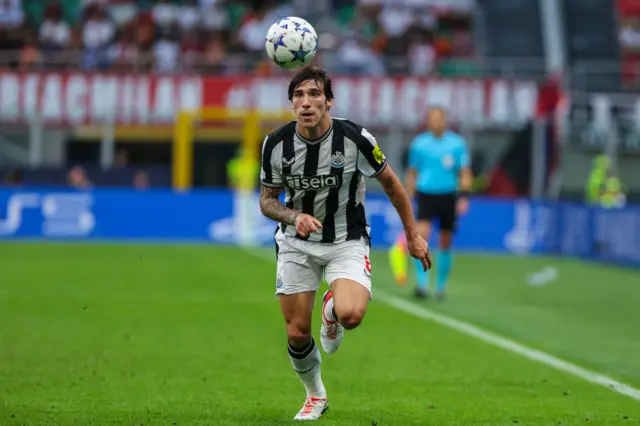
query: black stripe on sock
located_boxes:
[332,307,338,323]
[288,338,315,359]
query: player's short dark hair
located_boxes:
[288,66,334,102]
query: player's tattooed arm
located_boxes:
[376,165,418,236]
[377,164,432,270]
[259,185,299,226]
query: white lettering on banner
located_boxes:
[254,79,287,112]
[92,75,118,122]
[0,73,203,124]
[513,82,538,123]
[41,194,95,236]
[42,74,63,121]
[24,74,39,119]
[67,74,87,124]
[358,79,373,124]
[241,78,539,127]
[119,76,135,124]
[401,79,421,125]
[331,79,350,121]
[504,202,537,254]
[154,77,174,121]
[179,79,201,117]
[0,73,537,126]
[504,202,555,255]
[0,193,95,236]
[226,83,250,110]
[0,74,19,120]
[0,194,40,235]
[137,77,150,123]
[489,80,509,124]
[376,79,394,123]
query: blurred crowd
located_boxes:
[0,0,477,76]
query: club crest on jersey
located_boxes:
[442,154,454,168]
[284,174,342,190]
[330,151,346,168]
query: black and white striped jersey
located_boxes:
[260,117,388,244]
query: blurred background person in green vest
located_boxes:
[227,145,261,246]
[584,154,626,208]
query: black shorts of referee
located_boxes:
[416,192,458,232]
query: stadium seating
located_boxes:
[0,0,477,76]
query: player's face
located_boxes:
[427,109,447,134]
[291,80,331,129]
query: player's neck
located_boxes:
[297,115,332,141]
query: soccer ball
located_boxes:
[265,17,318,69]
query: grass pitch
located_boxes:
[1,242,639,425]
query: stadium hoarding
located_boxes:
[0,188,638,267]
[0,72,538,128]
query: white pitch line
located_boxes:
[245,247,640,401]
[374,290,640,401]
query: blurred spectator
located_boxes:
[67,165,93,189]
[107,0,138,28]
[0,0,477,75]
[201,2,228,33]
[19,31,42,71]
[153,29,179,72]
[336,32,384,75]
[177,0,201,32]
[108,22,140,71]
[39,2,71,53]
[133,170,150,190]
[1,169,23,186]
[82,4,115,70]
[407,31,436,75]
[0,0,24,31]
[152,0,177,31]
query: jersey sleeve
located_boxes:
[407,137,422,171]
[457,138,470,169]
[260,135,283,187]
[356,127,388,178]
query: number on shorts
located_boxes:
[364,255,372,273]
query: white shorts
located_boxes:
[274,229,373,296]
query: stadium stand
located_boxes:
[0,0,477,76]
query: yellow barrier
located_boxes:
[172,107,293,191]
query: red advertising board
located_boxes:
[0,72,539,128]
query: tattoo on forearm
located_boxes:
[259,185,299,226]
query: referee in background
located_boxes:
[389,106,473,300]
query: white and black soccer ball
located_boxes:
[265,17,318,69]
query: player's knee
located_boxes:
[286,323,312,347]
[440,231,453,249]
[338,308,366,330]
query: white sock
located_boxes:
[288,338,327,398]
[323,294,337,322]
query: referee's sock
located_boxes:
[414,258,429,290]
[436,250,452,293]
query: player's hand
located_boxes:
[406,230,432,271]
[457,197,470,216]
[295,213,323,237]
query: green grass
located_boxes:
[0,242,639,425]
